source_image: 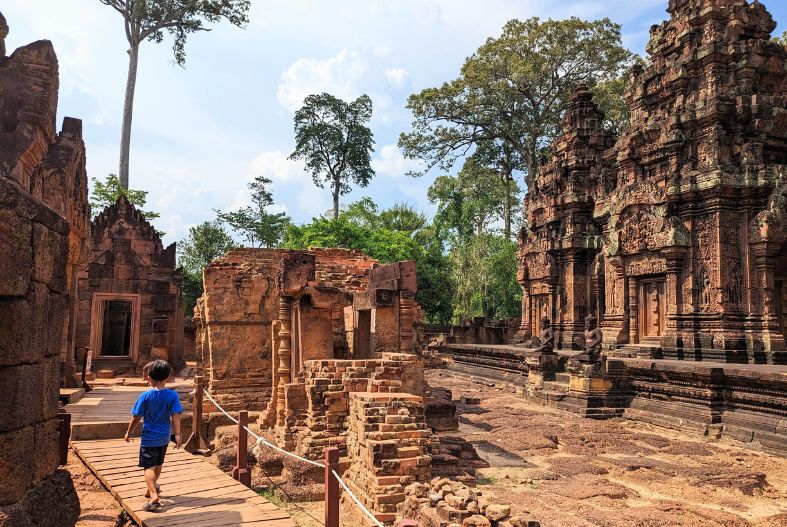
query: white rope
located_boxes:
[202,389,324,468]
[331,469,384,527]
[202,388,384,526]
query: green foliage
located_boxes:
[773,31,787,46]
[98,0,250,65]
[282,200,454,324]
[428,157,519,238]
[216,175,289,248]
[177,219,237,316]
[400,16,633,183]
[452,235,521,320]
[89,173,160,221]
[289,93,375,218]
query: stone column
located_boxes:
[275,296,293,426]
[515,285,531,339]
[628,276,639,345]
[662,248,686,350]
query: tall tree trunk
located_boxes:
[503,174,511,241]
[119,44,140,190]
[332,178,340,219]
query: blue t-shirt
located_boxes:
[131,388,183,447]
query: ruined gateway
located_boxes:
[517,0,787,364]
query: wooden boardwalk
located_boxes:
[72,439,295,527]
[66,386,146,440]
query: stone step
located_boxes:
[554,372,570,383]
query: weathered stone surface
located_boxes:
[0,16,85,525]
[517,0,787,364]
[75,195,184,374]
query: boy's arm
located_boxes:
[124,416,142,442]
[171,413,182,449]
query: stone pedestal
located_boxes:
[556,358,632,418]
[524,352,559,390]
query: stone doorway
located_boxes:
[354,310,372,358]
[89,293,141,360]
[639,278,665,341]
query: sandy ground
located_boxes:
[67,450,130,527]
[427,369,787,527]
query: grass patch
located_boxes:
[476,475,498,486]
[257,488,284,507]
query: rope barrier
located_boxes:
[202,388,385,527]
[332,469,384,527]
[202,390,324,468]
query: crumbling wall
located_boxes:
[197,248,283,410]
[0,13,81,525]
[344,392,432,526]
[282,354,425,458]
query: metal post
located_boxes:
[57,412,71,465]
[324,446,340,527]
[185,375,209,453]
[232,410,251,487]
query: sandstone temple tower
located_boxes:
[518,0,787,363]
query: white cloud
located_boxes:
[371,144,424,179]
[384,68,409,89]
[227,150,306,211]
[277,49,367,113]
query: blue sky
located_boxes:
[3,0,786,246]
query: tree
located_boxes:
[89,173,160,221]
[289,93,375,218]
[216,175,289,248]
[400,17,632,190]
[428,157,519,239]
[98,0,250,189]
[774,31,787,46]
[178,219,236,315]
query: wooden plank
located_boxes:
[72,438,293,527]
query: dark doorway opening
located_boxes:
[101,300,133,356]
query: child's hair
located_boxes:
[147,360,172,382]
[142,361,154,379]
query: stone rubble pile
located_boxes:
[397,477,540,527]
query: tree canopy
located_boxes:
[178,219,237,316]
[216,175,289,248]
[89,173,160,222]
[289,93,376,219]
[399,16,633,187]
[99,0,250,188]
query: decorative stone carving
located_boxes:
[517,0,787,362]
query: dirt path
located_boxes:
[67,449,131,527]
[428,369,787,527]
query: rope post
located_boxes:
[80,347,93,393]
[324,447,340,527]
[232,410,251,487]
[57,411,71,465]
[185,375,209,453]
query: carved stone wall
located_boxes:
[75,197,183,376]
[195,248,422,411]
[518,0,787,363]
[0,13,81,525]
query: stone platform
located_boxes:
[439,343,787,454]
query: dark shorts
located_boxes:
[139,445,168,468]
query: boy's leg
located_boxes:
[144,467,159,502]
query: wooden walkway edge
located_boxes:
[72,439,295,527]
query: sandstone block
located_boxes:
[485,503,511,521]
[463,514,491,527]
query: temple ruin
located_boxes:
[517,0,787,364]
[74,196,185,377]
[438,0,787,455]
[0,13,85,524]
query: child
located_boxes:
[124,359,183,511]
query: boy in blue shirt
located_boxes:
[124,360,183,511]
